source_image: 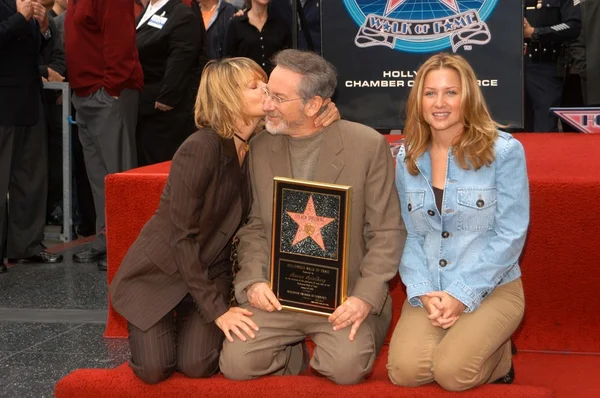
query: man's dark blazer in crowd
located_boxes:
[0,0,46,126]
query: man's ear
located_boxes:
[303,96,325,118]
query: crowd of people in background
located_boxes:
[1,0,599,275]
[1,0,321,273]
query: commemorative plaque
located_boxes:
[270,177,351,316]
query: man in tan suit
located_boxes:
[219,50,407,385]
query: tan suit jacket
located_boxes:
[110,128,251,332]
[234,120,406,345]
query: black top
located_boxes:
[433,186,443,214]
[135,0,202,111]
[524,0,581,43]
[0,0,46,126]
[224,13,292,74]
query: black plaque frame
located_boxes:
[270,177,352,316]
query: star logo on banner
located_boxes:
[385,0,459,16]
[286,195,335,251]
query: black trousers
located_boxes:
[0,99,47,258]
[524,58,564,132]
[45,91,63,220]
[136,106,196,167]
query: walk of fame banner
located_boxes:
[270,178,351,316]
[321,0,523,130]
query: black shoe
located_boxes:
[0,262,7,273]
[97,259,107,271]
[73,248,106,263]
[492,362,515,384]
[8,251,64,264]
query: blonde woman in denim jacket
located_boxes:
[387,53,529,391]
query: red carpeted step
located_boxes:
[55,347,565,398]
[104,134,600,353]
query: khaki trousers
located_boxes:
[387,278,524,391]
[219,302,389,385]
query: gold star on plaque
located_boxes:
[287,195,335,251]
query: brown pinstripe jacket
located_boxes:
[109,128,251,332]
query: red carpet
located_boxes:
[56,347,570,398]
[69,133,600,397]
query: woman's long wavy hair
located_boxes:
[403,53,499,175]
[195,57,267,139]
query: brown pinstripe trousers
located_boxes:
[127,274,231,384]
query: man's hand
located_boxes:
[314,99,341,128]
[215,307,259,343]
[32,2,48,33]
[328,296,372,341]
[246,282,282,312]
[523,18,534,39]
[47,67,65,82]
[155,101,174,112]
[17,0,34,21]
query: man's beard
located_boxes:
[265,112,306,135]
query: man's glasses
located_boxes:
[262,87,303,105]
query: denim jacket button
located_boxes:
[439,259,448,267]
[442,231,450,238]
[427,210,435,216]
[408,203,412,211]
[476,199,485,208]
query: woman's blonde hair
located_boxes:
[195,57,267,139]
[403,53,499,175]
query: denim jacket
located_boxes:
[395,131,529,312]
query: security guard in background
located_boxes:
[524,0,581,132]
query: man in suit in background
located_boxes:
[1,0,64,273]
[65,0,143,270]
[572,0,600,107]
[220,49,406,384]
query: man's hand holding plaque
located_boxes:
[328,296,372,341]
[247,282,282,312]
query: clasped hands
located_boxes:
[17,0,49,34]
[246,282,371,341]
[420,291,466,330]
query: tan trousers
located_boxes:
[219,302,387,385]
[387,278,524,391]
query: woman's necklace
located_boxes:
[234,133,250,153]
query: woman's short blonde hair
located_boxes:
[403,53,499,175]
[195,57,267,139]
